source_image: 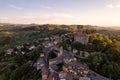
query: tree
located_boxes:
[27,46,42,61]
[48,50,57,59]
[88,53,104,71]
[14,54,27,66]
[10,63,30,80]
[101,62,120,79]
[104,38,112,44]
[105,47,120,62]
[71,42,84,51]
[92,39,106,51]
[85,29,97,34]
[86,43,93,52]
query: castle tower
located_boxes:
[77,25,84,36]
[75,25,89,45]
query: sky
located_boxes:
[0,0,120,26]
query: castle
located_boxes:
[74,25,89,45]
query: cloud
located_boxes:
[0,12,79,24]
[116,5,120,8]
[51,13,76,18]
[40,5,52,9]
[0,17,9,20]
[8,4,23,10]
[23,13,77,19]
[106,4,120,8]
[106,4,114,8]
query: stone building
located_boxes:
[47,72,59,80]
[63,62,89,77]
[58,46,64,57]
[74,25,89,45]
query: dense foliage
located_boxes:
[0,45,43,80]
[59,29,120,79]
[0,25,120,80]
[0,25,71,80]
[87,34,120,79]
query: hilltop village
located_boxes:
[3,25,113,80]
[35,26,109,80]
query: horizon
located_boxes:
[1,0,120,27]
[1,23,120,28]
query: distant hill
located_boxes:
[0,23,22,30]
[0,23,39,31]
[0,23,120,31]
[84,25,120,30]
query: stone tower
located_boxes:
[75,25,89,45]
[77,25,83,35]
[58,46,64,56]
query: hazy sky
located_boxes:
[0,0,120,26]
